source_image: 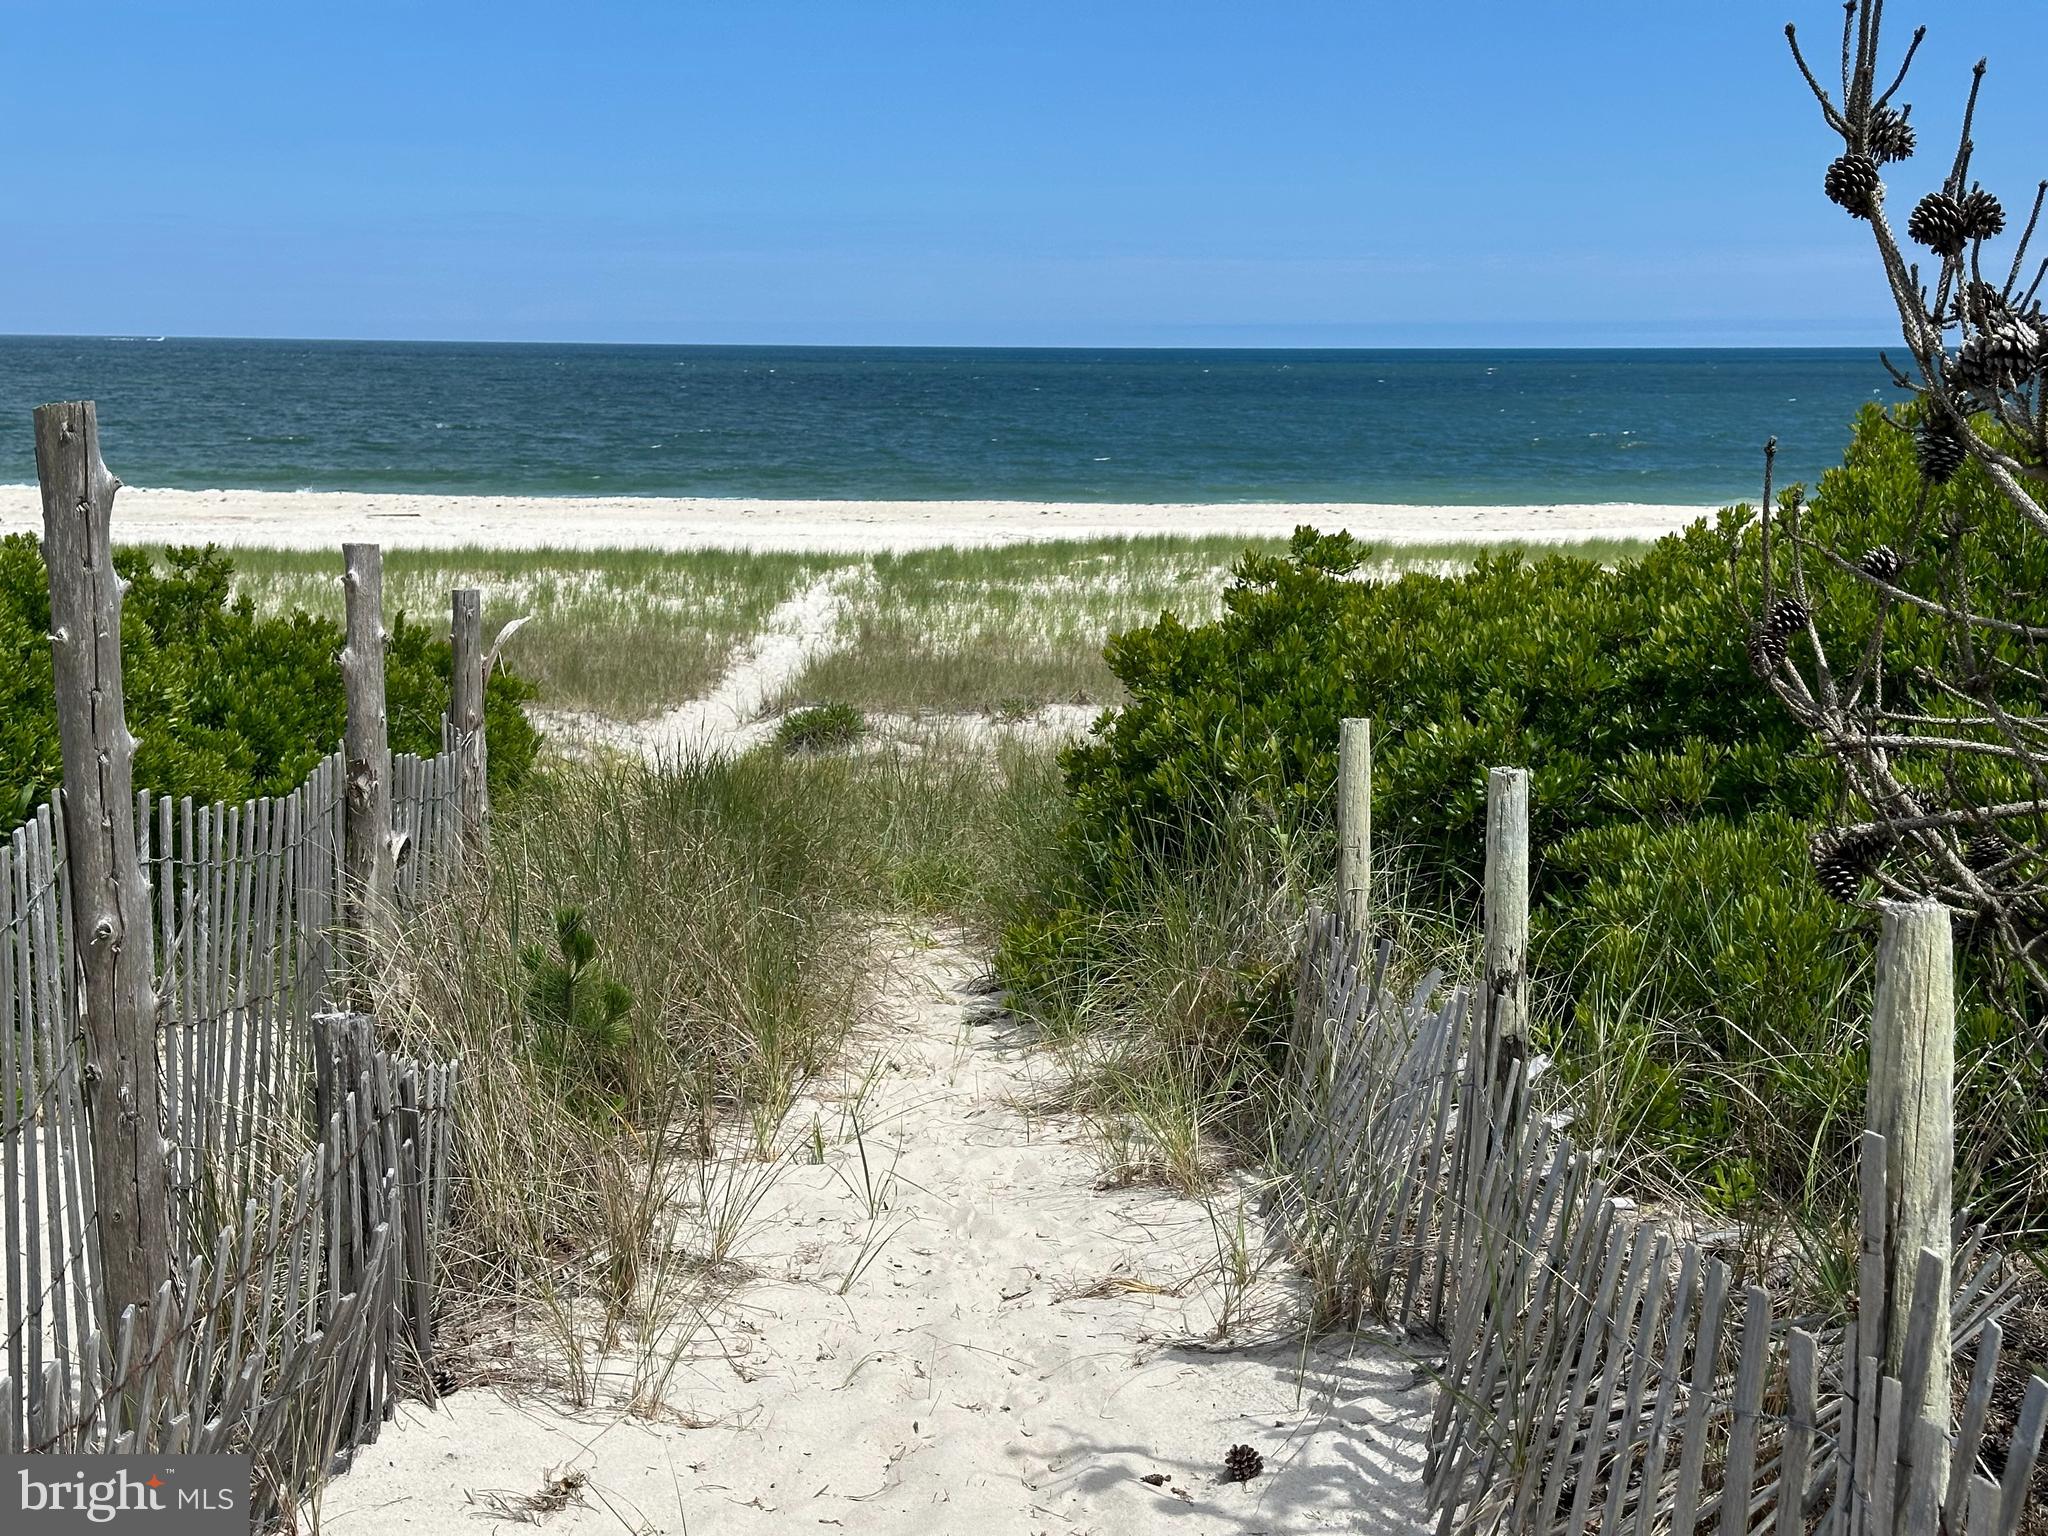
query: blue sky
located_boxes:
[4,1,2046,346]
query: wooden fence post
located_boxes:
[34,400,173,1344]
[1866,900,1954,1440]
[341,544,396,1007]
[450,588,487,849]
[1337,717,1371,931]
[1484,767,1530,1080]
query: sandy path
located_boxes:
[528,574,851,759]
[0,484,1710,553]
[529,579,1106,763]
[314,933,1431,1536]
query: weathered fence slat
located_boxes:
[340,543,396,1009]
[1483,765,1529,1084]
[1336,717,1370,930]
[35,400,172,1358]
[452,588,488,850]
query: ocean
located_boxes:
[0,337,1899,505]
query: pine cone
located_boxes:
[1763,597,1809,640]
[1223,1444,1264,1483]
[1956,321,2040,390]
[1949,342,1993,392]
[1964,831,2004,871]
[1746,627,1786,677]
[1959,186,2006,240]
[1858,545,1903,583]
[1950,280,2013,330]
[1982,318,2040,373]
[1915,421,1967,483]
[1907,192,1968,256]
[1811,829,1886,903]
[1824,154,1883,218]
[1747,599,1804,676]
[1867,105,1916,164]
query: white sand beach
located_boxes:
[0,484,1713,552]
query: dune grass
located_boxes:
[1361,535,1654,570]
[214,545,850,720]
[782,536,1277,714]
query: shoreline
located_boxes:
[0,484,1717,551]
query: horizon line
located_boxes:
[3,330,1902,353]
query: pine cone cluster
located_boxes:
[1867,105,1916,164]
[1915,420,1967,483]
[1908,192,1968,256]
[1223,1445,1264,1484]
[1824,154,1883,218]
[1914,185,2008,253]
[1811,829,1886,903]
[1857,545,1903,583]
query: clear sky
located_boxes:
[5,1,2047,347]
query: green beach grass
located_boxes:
[215,544,852,720]
[781,535,1270,714]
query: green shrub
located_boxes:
[776,702,867,755]
[1008,403,2048,1222]
[0,537,539,813]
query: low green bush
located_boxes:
[1005,403,2047,1223]
[0,538,539,816]
[776,702,867,755]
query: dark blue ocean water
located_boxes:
[0,337,1900,504]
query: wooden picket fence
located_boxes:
[0,734,468,1478]
[1285,734,2048,1536]
[1,400,488,1522]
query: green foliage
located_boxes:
[0,537,540,813]
[520,905,635,1113]
[1009,403,2048,1222]
[1063,520,1828,895]
[776,703,867,755]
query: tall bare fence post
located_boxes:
[1866,900,1955,1464]
[1483,766,1529,1083]
[450,588,487,850]
[341,544,396,1008]
[34,400,173,1350]
[1336,717,1371,931]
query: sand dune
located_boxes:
[0,484,1712,552]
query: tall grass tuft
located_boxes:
[376,753,867,1393]
[1002,796,1312,1193]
